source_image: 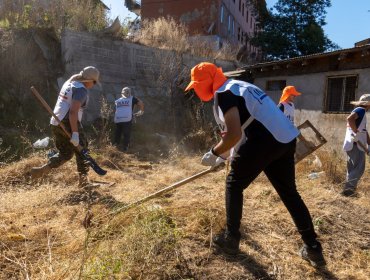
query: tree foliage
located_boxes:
[252,0,338,60]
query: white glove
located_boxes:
[201,148,225,167]
[70,132,79,147]
[134,110,144,117]
[351,133,360,142]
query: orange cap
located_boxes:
[184,62,228,101]
[279,86,302,103]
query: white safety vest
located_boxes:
[343,108,367,152]
[213,80,300,158]
[114,96,133,123]
[50,81,86,126]
[279,101,295,123]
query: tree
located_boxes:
[252,0,338,60]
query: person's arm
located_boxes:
[347,112,359,133]
[133,98,144,116]
[137,99,144,112]
[213,106,242,157]
[69,100,82,133]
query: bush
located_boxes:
[132,17,238,61]
[0,0,108,33]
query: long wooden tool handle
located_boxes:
[30,86,72,138]
[113,167,214,214]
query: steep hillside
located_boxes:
[0,147,369,279]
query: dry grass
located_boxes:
[132,17,238,61]
[0,142,369,279]
[0,0,108,33]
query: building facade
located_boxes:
[126,0,263,60]
[225,41,370,150]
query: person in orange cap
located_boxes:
[184,62,325,267]
[278,86,302,124]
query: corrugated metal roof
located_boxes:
[242,44,370,69]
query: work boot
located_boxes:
[30,164,51,180]
[299,242,326,268]
[341,187,355,197]
[213,230,240,255]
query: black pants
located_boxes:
[226,131,317,246]
[114,121,132,150]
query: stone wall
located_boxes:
[61,30,236,134]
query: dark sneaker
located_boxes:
[341,188,355,197]
[299,243,326,268]
[213,231,240,255]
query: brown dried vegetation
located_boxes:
[0,144,369,279]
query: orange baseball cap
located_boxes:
[279,86,302,103]
[184,62,227,101]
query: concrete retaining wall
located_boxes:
[61,30,236,132]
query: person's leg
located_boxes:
[343,144,365,195]
[114,123,123,146]
[49,124,74,167]
[122,121,132,151]
[264,140,318,245]
[74,126,89,187]
[264,140,325,267]
[31,124,73,179]
[214,135,282,254]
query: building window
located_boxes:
[246,11,249,23]
[228,15,231,32]
[242,3,245,16]
[266,80,287,91]
[239,0,241,11]
[238,27,241,41]
[325,75,358,113]
[220,5,224,23]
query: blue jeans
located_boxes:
[345,143,365,190]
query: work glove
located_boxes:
[70,132,79,147]
[351,133,360,142]
[201,148,225,167]
[134,110,144,117]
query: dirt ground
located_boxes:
[0,147,369,279]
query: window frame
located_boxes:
[220,5,224,23]
[228,15,231,32]
[266,80,287,91]
[324,74,359,113]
